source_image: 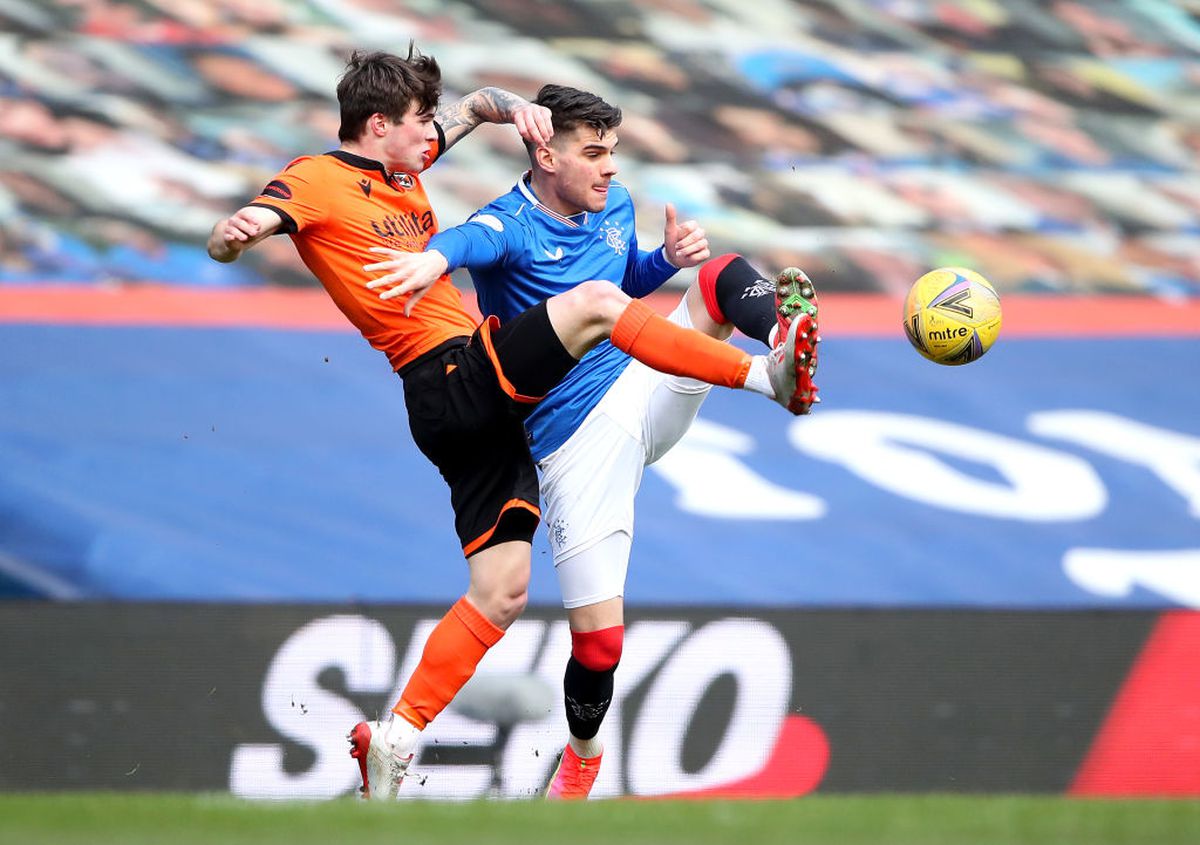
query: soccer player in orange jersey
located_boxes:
[209,47,810,800]
[355,84,820,800]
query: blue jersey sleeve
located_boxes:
[622,238,677,298]
[427,213,526,272]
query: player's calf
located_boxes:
[545,625,622,800]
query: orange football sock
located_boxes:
[610,299,750,388]
[392,596,504,730]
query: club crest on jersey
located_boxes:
[601,221,628,256]
[392,173,415,190]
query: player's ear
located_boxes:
[534,144,556,173]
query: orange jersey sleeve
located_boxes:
[250,148,477,371]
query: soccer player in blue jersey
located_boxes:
[364,84,819,799]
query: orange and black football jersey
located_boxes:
[250,142,477,371]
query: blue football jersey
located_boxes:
[428,174,677,460]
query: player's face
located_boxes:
[547,127,619,215]
[380,102,438,174]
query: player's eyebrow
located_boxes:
[581,139,619,152]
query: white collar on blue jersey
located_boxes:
[518,171,588,228]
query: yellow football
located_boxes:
[902,267,1002,365]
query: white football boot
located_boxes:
[347,718,419,799]
[766,312,820,415]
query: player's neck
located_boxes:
[528,171,585,219]
[340,141,403,178]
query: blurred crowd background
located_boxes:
[2,0,1199,298]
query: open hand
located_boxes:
[364,248,450,316]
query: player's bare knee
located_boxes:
[548,281,631,357]
[473,584,527,629]
[585,280,631,327]
[493,588,528,628]
[558,280,626,330]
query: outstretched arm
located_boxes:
[364,248,450,316]
[364,213,523,315]
[207,205,283,263]
[437,87,553,151]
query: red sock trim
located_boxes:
[697,253,739,326]
[571,625,624,672]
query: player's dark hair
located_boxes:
[528,84,622,154]
[336,45,441,142]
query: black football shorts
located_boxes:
[399,300,575,557]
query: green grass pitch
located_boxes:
[0,794,1196,845]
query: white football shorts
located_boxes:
[537,296,713,609]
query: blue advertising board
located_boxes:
[2,319,1197,607]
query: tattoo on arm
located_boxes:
[437,87,528,149]
[435,97,474,138]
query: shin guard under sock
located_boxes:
[697,253,777,346]
[610,299,750,388]
[563,626,624,741]
[393,596,503,730]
